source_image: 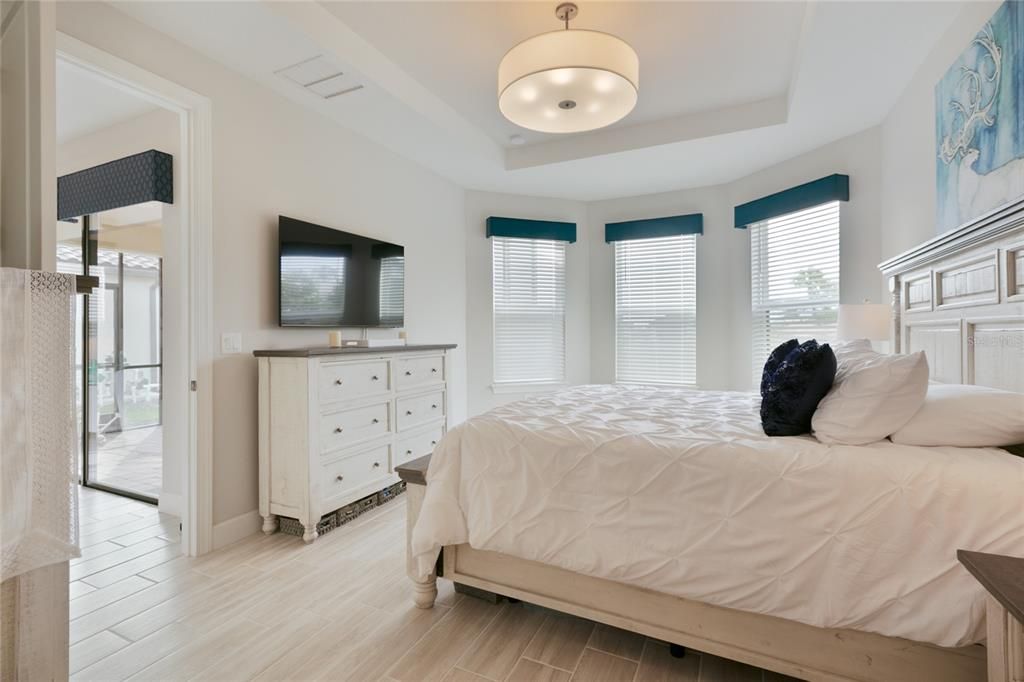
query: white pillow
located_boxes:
[811,349,929,445]
[891,383,1024,447]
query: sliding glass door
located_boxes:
[57,207,164,503]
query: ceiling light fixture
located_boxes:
[498,3,639,134]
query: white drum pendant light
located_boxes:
[498,3,639,134]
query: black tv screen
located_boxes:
[278,216,404,327]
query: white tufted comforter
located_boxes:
[411,384,1024,647]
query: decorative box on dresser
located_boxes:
[254,344,456,542]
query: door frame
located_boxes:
[57,33,214,556]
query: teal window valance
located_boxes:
[486,216,576,243]
[734,174,849,228]
[605,213,703,243]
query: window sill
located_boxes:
[491,381,567,395]
[615,380,700,389]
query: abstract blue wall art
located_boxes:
[936,0,1024,234]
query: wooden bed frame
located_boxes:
[399,197,1024,682]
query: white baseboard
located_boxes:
[212,509,261,550]
[158,493,183,518]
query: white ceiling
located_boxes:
[56,58,159,144]
[110,1,963,200]
[322,1,806,147]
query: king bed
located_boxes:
[399,198,1024,682]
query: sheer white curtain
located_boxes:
[1,268,80,581]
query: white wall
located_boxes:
[879,1,1002,259]
[57,107,187,516]
[463,190,589,416]
[58,3,468,530]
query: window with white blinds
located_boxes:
[615,235,697,386]
[378,256,404,326]
[492,237,566,386]
[750,201,840,383]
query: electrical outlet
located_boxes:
[221,333,243,354]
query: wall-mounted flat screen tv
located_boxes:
[278,216,404,328]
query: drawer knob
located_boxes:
[372,418,379,424]
[431,368,438,373]
[405,370,413,376]
[371,375,379,381]
[336,475,344,482]
[405,449,413,456]
[405,410,412,416]
[335,379,343,385]
[431,404,438,409]
[430,440,437,446]
[373,462,381,468]
[334,427,343,433]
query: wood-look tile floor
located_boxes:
[72,488,801,681]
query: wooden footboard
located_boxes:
[397,457,985,682]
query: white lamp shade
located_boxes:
[837,303,890,341]
[498,29,639,134]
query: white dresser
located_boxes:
[254,344,455,542]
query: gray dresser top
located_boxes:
[253,343,456,358]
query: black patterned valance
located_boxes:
[57,149,173,221]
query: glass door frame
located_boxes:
[75,213,162,505]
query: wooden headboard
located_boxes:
[879,197,1024,392]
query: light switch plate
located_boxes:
[221,333,242,354]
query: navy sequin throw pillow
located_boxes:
[760,339,837,437]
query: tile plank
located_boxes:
[523,612,596,672]
[69,631,130,675]
[570,648,638,682]
[69,581,97,599]
[72,622,194,681]
[79,544,181,588]
[123,616,267,680]
[191,609,329,681]
[441,669,491,682]
[587,623,646,661]
[457,602,547,681]
[507,658,573,682]
[387,597,501,682]
[70,575,155,619]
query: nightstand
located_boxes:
[959,550,1024,682]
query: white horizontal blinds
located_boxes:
[492,237,566,385]
[378,256,404,325]
[615,235,697,386]
[750,201,840,382]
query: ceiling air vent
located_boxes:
[275,55,364,99]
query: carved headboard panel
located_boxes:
[879,198,1024,392]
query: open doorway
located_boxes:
[56,58,176,507]
[55,31,214,559]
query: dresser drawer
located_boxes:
[321,445,390,499]
[319,360,390,404]
[396,390,444,432]
[395,425,444,468]
[320,401,391,454]
[395,355,444,391]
